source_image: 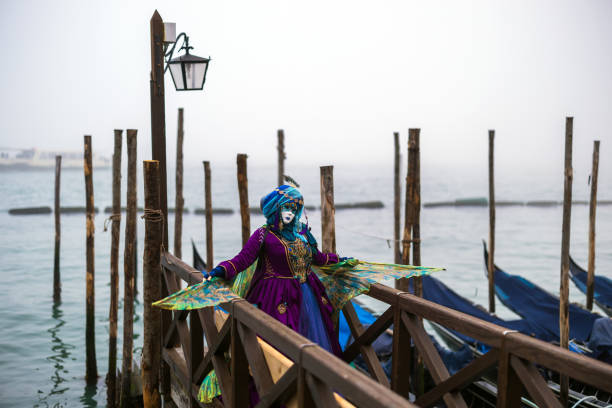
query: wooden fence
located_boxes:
[158,252,612,408]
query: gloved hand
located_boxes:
[339,256,353,262]
[202,266,225,280]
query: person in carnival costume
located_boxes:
[203,184,347,356]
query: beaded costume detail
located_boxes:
[284,237,312,283]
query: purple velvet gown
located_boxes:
[219,227,342,357]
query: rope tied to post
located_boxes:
[103,213,121,232]
[141,208,166,252]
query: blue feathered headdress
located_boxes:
[260,184,308,243]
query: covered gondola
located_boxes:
[569,256,612,317]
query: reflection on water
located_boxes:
[34,302,76,408]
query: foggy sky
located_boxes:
[1,0,611,184]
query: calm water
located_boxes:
[0,162,610,407]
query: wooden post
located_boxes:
[174,107,184,258]
[107,129,122,408]
[204,161,213,271]
[586,140,600,310]
[84,135,98,385]
[53,155,61,302]
[411,129,422,296]
[488,130,496,314]
[277,129,285,186]
[559,117,573,406]
[120,129,138,408]
[320,166,336,253]
[398,131,413,292]
[237,154,250,246]
[150,10,168,250]
[150,11,170,397]
[393,132,401,265]
[142,160,162,408]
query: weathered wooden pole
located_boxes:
[107,129,122,408]
[150,10,168,250]
[237,154,250,246]
[398,132,413,292]
[142,160,162,408]
[83,135,98,385]
[150,11,171,397]
[120,129,138,408]
[488,130,496,314]
[277,129,285,186]
[204,161,213,271]
[53,155,61,302]
[320,166,336,253]
[410,129,422,297]
[393,132,401,265]
[559,117,573,406]
[174,108,184,258]
[586,140,600,310]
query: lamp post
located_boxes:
[149,10,210,401]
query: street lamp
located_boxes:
[165,32,211,91]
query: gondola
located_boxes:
[422,272,612,407]
[569,256,612,317]
[483,243,612,364]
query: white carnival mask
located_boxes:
[281,209,295,224]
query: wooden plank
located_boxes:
[237,321,275,396]
[415,349,499,407]
[509,356,562,408]
[163,347,190,390]
[196,308,232,397]
[230,316,249,408]
[53,154,61,302]
[496,351,523,408]
[189,311,204,408]
[401,313,467,408]
[341,302,390,387]
[342,306,393,362]
[278,129,285,186]
[391,308,411,398]
[306,373,338,408]
[298,366,316,408]
[255,365,298,408]
[203,161,213,271]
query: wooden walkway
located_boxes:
[156,252,612,408]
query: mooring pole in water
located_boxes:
[174,108,184,258]
[149,10,170,399]
[488,130,496,314]
[410,129,422,297]
[237,154,250,246]
[107,129,123,408]
[83,135,98,385]
[203,161,213,271]
[586,140,600,311]
[143,160,162,408]
[398,131,413,292]
[277,129,285,186]
[559,117,573,406]
[53,155,62,302]
[320,165,336,253]
[120,129,138,408]
[393,132,401,266]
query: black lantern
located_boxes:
[165,33,211,91]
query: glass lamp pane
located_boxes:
[168,63,185,90]
[184,62,207,90]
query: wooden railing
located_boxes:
[159,252,612,408]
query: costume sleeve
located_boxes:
[218,227,266,280]
[312,248,339,266]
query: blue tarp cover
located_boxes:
[569,256,612,314]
